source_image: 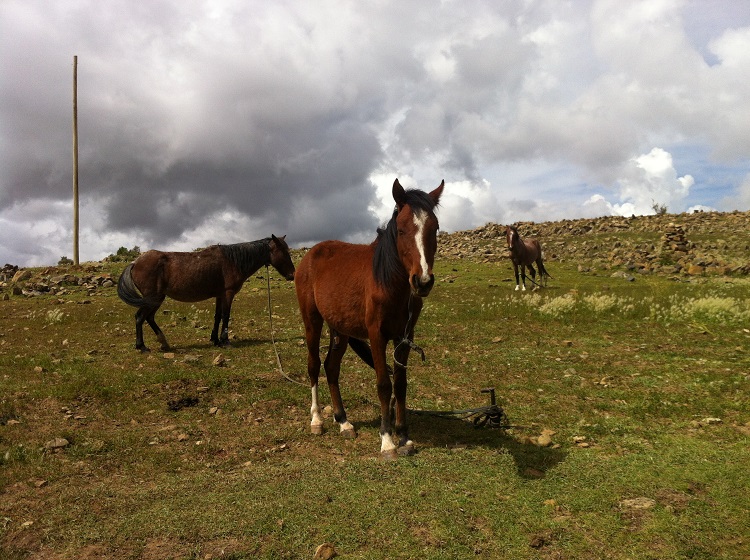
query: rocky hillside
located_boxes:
[2,210,750,299]
[437,210,750,276]
[1,263,116,299]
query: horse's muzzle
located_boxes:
[411,274,435,297]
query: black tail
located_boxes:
[117,264,147,308]
[539,260,552,280]
[348,337,375,369]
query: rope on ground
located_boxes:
[409,388,512,429]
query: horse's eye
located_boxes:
[397,229,405,236]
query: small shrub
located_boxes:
[46,308,65,325]
[106,246,141,263]
[651,200,668,215]
[538,294,577,317]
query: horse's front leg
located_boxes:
[304,317,324,435]
[520,265,528,291]
[218,292,236,346]
[513,263,521,291]
[211,297,222,345]
[324,331,355,438]
[370,335,397,457]
[392,341,414,455]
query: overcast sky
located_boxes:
[2,0,749,267]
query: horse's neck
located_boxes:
[229,241,270,277]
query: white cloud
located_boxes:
[588,147,695,216]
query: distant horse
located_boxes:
[118,235,295,352]
[295,179,444,458]
[505,225,550,291]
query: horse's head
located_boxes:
[269,235,296,281]
[392,178,444,297]
[505,225,519,252]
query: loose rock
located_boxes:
[314,543,338,560]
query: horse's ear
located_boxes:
[392,178,407,209]
[429,180,444,205]
[271,234,278,244]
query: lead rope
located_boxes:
[393,292,426,368]
[266,265,306,387]
[391,294,512,429]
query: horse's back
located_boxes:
[131,247,228,301]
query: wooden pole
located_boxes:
[72,55,79,265]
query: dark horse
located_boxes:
[505,225,550,291]
[118,235,295,352]
[295,179,444,458]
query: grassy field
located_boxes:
[1,249,749,559]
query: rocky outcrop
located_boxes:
[438,210,750,276]
[0,263,116,298]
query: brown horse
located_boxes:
[118,235,295,352]
[295,179,444,458]
[505,225,550,291]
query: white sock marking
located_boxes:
[339,420,354,433]
[380,432,397,453]
[310,385,323,428]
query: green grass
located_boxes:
[1,257,749,559]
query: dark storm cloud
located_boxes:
[1,1,750,266]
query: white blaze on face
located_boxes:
[413,209,430,283]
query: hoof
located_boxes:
[398,442,416,456]
[137,346,151,353]
[341,428,356,439]
[381,449,398,461]
[311,424,324,435]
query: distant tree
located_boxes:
[651,200,668,215]
[58,256,74,266]
[105,246,142,263]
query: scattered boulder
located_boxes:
[314,543,338,560]
[44,437,70,450]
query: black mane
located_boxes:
[219,238,271,277]
[372,189,439,288]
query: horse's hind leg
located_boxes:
[537,258,548,287]
[324,331,355,438]
[145,307,170,351]
[528,264,538,290]
[134,305,169,352]
[134,308,149,352]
